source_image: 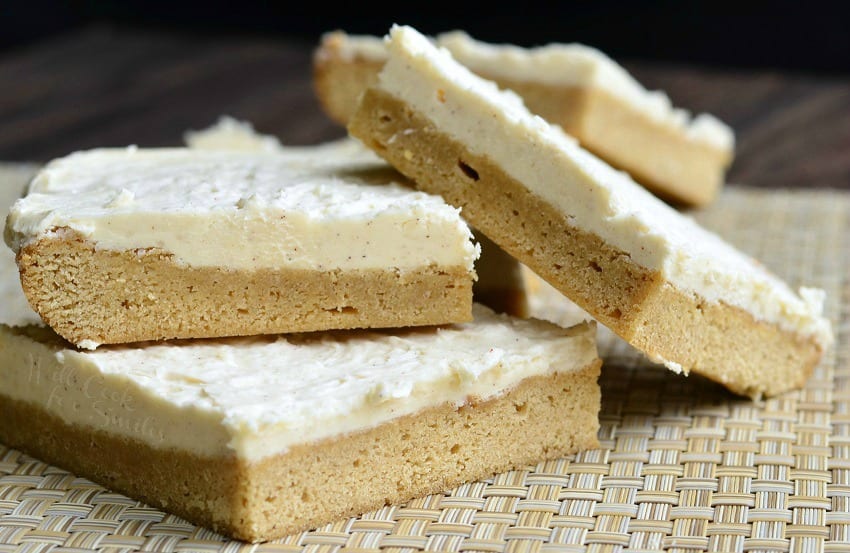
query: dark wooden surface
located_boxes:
[1,25,848,190]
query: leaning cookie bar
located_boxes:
[315,30,734,206]
[348,25,832,398]
[4,145,479,348]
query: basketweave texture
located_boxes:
[0,163,847,553]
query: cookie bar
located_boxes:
[4,144,478,348]
[348,25,832,398]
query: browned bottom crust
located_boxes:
[485,78,731,207]
[0,361,600,542]
[17,230,473,346]
[348,88,822,398]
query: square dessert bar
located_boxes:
[0,194,601,540]
[314,30,734,207]
[348,25,832,398]
[0,307,600,542]
[4,143,479,348]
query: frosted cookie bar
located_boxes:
[4,145,479,348]
[315,30,734,207]
[0,189,601,542]
[1,307,600,542]
[348,25,832,398]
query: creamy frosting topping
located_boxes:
[5,145,479,272]
[184,116,284,152]
[0,305,596,461]
[375,25,831,349]
[184,115,385,164]
[435,31,734,151]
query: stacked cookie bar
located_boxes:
[1,124,601,541]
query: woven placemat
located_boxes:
[0,165,847,553]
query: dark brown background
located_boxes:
[1,2,848,190]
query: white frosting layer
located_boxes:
[376,25,831,349]
[0,304,597,461]
[436,31,734,151]
[184,116,283,152]
[5,145,478,272]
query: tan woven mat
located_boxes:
[1,162,847,553]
